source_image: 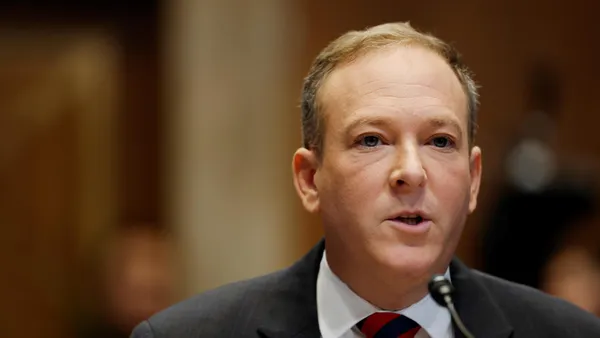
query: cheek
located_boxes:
[337,157,388,201]
[427,160,472,217]
[320,156,387,216]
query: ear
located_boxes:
[468,146,482,213]
[292,148,320,213]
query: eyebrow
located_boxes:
[344,116,463,135]
[427,117,463,135]
[343,116,395,133]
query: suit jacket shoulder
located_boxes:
[130,242,323,338]
[478,269,600,336]
[451,259,600,337]
[130,271,281,337]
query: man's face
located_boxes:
[294,45,482,281]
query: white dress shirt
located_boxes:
[317,251,454,338]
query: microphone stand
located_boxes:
[429,275,475,338]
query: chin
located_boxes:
[377,243,442,280]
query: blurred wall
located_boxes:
[0,32,119,338]
[162,0,307,298]
[0,2,159,337]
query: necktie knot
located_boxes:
[357,312,421,338]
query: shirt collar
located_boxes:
[317,250,452,338]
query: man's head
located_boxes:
[301,22,479,159]
[292,22,483,308]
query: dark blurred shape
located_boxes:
[483,177,597,288]
[541,210,600,317]
[481,61,599,292]
[75,224,174,338]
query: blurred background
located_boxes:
[1,1,599,337]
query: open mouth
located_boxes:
[393,215,424,225]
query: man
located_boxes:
[131,22,600,338]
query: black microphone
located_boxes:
[428,274,475,338]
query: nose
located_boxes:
[388,144,427,191]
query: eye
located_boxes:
[429,136,455,149]
[358,135,383,148]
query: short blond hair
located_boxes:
[300,22,479,157]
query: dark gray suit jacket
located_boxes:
[130,240,600,337]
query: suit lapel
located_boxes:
[256,240,324,338]
[450,258,513,338]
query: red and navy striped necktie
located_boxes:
[357,312,421,338]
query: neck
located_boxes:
[326,249,431,310]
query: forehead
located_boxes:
[318,45,468,127]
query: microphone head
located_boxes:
[428,274,455,307]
